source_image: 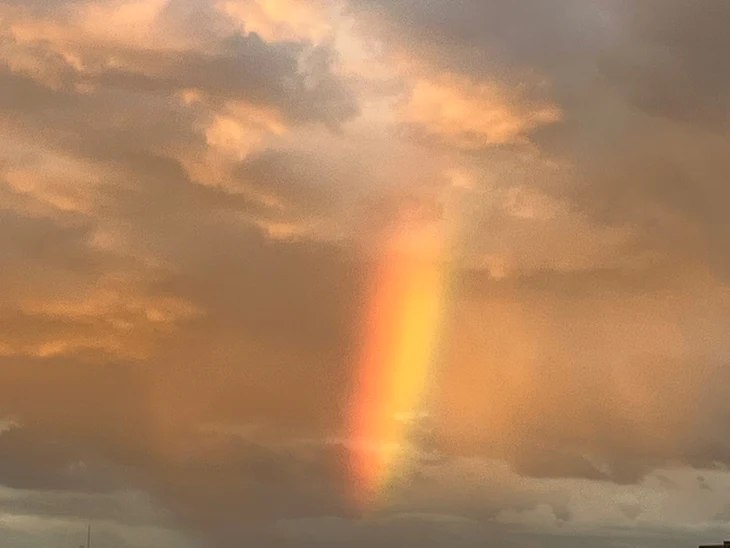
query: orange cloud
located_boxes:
[399,74,561,149]
[220,0,334,43]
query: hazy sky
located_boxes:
[2,1,730,547]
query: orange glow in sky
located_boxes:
[346,197,451,511]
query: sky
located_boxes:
[2,0,730,547]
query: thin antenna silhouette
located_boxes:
[87,524,91,548]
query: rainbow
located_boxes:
[346,194,458,512]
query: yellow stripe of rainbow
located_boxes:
[346,196,454,512]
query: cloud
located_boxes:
[232,147,352,221]
[346,0,730,274]
[434,274,730,481]
[2,18,357,126]
[0,419,353,543]
[0,427,131,495]
[221,0,334,44]
[398,74,560,149]
[601,0,730,128]
[3,1,730,547]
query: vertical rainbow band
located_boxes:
[346,197,457,512]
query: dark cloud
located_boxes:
[0,64,76,112]
[349,0,730,271]
[143,440,351,530]
[0,488,170,530]
[84,36,357,125]
[346,0,607,90]
[603,0,730,128]
[148,239,363,436]
[0,422,352,537]
[1,10,357,126]
[0,358,159,454]
[348,0,730,127]
[0,208,98,278]
[233,148,350,218]
[0,426,129,494]
[0,353,355,534]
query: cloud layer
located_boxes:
[2,1,730,547]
